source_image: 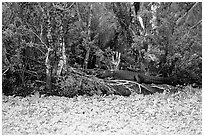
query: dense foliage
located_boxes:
[2,2,202,96]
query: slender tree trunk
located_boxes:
[45,48,52,91]
[83,4,93,69]
[45,10,53,91]
[57,17,67,76]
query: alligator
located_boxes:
[97,70,176,86]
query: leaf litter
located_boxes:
[2,87,202,135]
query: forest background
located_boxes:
[2,2,202,97]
